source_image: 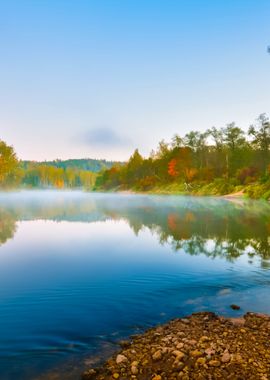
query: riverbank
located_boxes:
[82,312,270,380]
[105,180,270,201]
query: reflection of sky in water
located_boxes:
[0,191,270,379]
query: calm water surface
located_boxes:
[0,191,270,379]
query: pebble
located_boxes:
[181,319,190,324]
[190,349,203,357]
[196,357,206,366]
[81,369,96,379]
[116,354,128,364]
[152,350,162,361]
[131,365,138,375]
[205,348,215,356]
[172,350,185,360]
[176,342,184,349]
[230,304,241,310]
[199,336,210,342]
[209,359,221,367]
[82,312,270,380]
[221,351,231,363]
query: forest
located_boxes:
[0,145,118,190]
[95,114,270,199]
[1,113,270,198]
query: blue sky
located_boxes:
[0,0,269,160]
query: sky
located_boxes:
[0,0,269,161]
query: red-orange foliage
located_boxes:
[168,159,179,177]
[168,147,197,181]
[167,213,178,231]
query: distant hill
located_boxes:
[20,158,123,173]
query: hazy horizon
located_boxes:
[1,0,270,161]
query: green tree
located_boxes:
[171,134,183,148]
[249,114,270,174]
[125,149,144,185]
[207,127,225,177]
[184,131,209,172]
[222,123,246,177]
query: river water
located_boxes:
[0,191,270,379]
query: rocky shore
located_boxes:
[82,312,270,380]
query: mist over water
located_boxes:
[0,191,270,379]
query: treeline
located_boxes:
[95,114,270,199]
[1,113,270,197]
[21,158,121,172]
[18,158,121,189]
[0,143,113,189]
[20,163,97,189]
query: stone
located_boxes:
[181,319,190,324]
[209,360,221,367]
[190,350,203,358]
[176,343,184,349]
[173,360,185,371]
[131,365,138,375]
[196,357,206,366]
[82,311,270,380]
[230,304,241,310]
[152,350,162,361]
[81,369,97,379]
[205,348,215,356]
[221,352,231,363]
[233,353,243,363]
[172,350,185,360]
[199,336,210,343]
[116,354,128,365]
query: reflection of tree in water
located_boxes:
[0,194,269,265]
[0,208,17,246]
[122,201,270,265]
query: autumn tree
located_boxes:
[0,140,20,187]
[167,147,196,183]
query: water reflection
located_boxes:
[0,208,17,246]
[0,191,270,263]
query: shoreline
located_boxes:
[82,311,270,380]
[1,187,269,202]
